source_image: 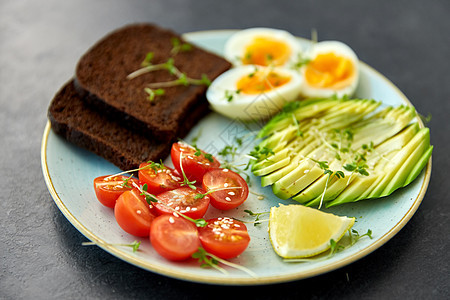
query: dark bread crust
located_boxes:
[48,80,209,171]
[75,23,231,141]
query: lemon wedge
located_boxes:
[269,204,355,258]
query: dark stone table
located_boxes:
[1,0,448,298]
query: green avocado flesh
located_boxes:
[250,98,432,208]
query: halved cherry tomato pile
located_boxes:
[92,142,251,261]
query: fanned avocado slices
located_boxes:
[250,97,432,208]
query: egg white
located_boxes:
[224,28,302,68]
[300,41,359,99]
[206,65,303,121]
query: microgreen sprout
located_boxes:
[144,87,165,102]
[292,113,303,137]
[245,145,275,170]
[170,37,193,56]
[349,228,373,245]
[146,73,211,89]
[217,136,247,164]
[224,89,241,102]
[127,57,178,80]
[120,174,134,189]
[192,144,214,163]
[172,210,207,228]
[127,40,210,102]
[327,128,373,177]
[136,182,159,204]
[249,190,266,200]
[178,152,197,190]
[214,134,259,185]
[343,162,369,176]
[145,160,166,171]
[192,247,257,277]
[103,159,167,180]
[194,186,243,199]
[141,51,154,67]
[247,66,259,78]
[419,112,432,124]
[290,53,311,71]
[309,158,346,209]
[248,145,275,161]
[243,209,270,226]
[82,240,141,253]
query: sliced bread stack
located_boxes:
[48,23,231,171]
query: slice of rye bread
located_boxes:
[75,23,231,142]
[48,80,210,171]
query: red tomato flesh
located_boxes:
[150,214,200,261]
[94,175,138,208]
[198,217,250,259]
[171,142,220,183]
[154,187,210,219]
[202,168,249,210]
[114,188,156,237]
[138,162,182,195]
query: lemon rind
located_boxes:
[269,205,356,259]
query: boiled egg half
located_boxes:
[224,28,302,68]
[206,65,302,121]
[300,41,359,98]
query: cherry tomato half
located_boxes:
[154,187,210,219]
[171,142,220,183]
[150,214,200,261]
[114,188,156,237]
[202,168,249,210]
[138,162,182,195]
[198,217,250,259]
[94,175,139,208]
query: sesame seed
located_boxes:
[136,210,141,214]
[228,191,235,196]
[225,197,231,201]
[222,169,229,172]
[169,217,175,223]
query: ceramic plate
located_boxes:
[41,30,431,285]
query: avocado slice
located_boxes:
[403,146,433,186]
[251,98,432,207]
[347,123,420,200]
[272,150,325,199]
[260,137,323,186]
[380,128,430,197]
[367,128,429,199]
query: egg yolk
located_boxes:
[237,70,291,94]
[242,36,291,66]
[305,52,355,89]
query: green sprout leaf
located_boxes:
[170,37,193,55]
[141,52,154,67]
[140,183,159,204]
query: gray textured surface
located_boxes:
[1,0,449,299]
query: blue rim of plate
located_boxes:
[41,29,432,285]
